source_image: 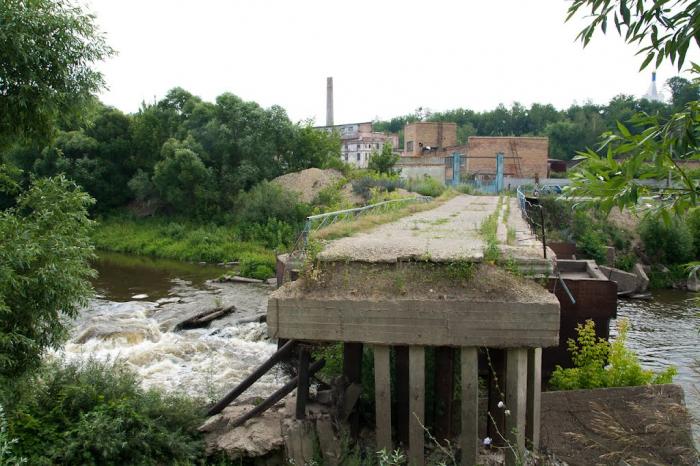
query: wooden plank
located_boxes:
[460,347,478,466]
[296,347,310,420]
[505,348,526,466]
[409,346,425,466]
[487,349,506,446]
[526,347,542,452]
[344,343,363,438]
[373,345,392,453]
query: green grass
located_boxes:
[92,215,276,277]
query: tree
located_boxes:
[152,145,215,215]
[0,176,95,378]
[565,0,700,216]
[0,0,114,146]
[368,143,400,175]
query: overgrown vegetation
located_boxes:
[92,216,276,272]
[1,360,205,465]
[549,319,676,390]
[480,196,503,263]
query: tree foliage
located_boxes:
[0,176,95,378]
[567,0,700,71]
[368,143,400,175]
[565,0,700,216]
[0,0,114,146]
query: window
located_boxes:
[375,143,379,149]
[407,141,414,152]
[357,153,360,161]
[344,154,348,161]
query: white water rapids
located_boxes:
[53,273,285,401]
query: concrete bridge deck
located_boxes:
[267,194,560,466]
[319,194,553,273]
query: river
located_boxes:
[58,253,700,434]
[54,252,284,402]
[614,291,700,439]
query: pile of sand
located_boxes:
[271,168,343,204]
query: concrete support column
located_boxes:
[460,347,478,466]
[526,347,542,451]
[373,345,392,453]
[505,348,527,466]
[409,345,425,466]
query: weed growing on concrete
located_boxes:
[480,205,501,263]
[507,226,516,245]
[445,260,476,282]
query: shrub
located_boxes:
[243,218,296,250]
[236,181,309,227]
[406,176,445,197]
[549,320,676,390]
[455,183,476,195]
[351,174,404,201]
[2,360,205,465]
[639,215,694,264]
[239,251,276,280]
[686,207,700,257]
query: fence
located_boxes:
[287,195,434,265]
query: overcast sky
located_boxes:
[84,0,699,125]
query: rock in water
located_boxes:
[131,293,149,299]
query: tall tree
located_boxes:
[0,0,114,146]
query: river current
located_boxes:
[54,252,284,401]
[56,253,700,437]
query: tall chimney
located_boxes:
[326,77,334,127]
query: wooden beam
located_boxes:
[434,347,454,443]
[394,346,409,446]
[373,345,392,453]
[505,348,527,466]
[409,346,425,466]
[296,346,310,420]
[487,349,506,446]
[230,359,325,428]
[344,343,363,438]
[460,347,478,466]
[526,347,542,452]
[208,339,296,415]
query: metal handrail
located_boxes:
[283,195,434,276]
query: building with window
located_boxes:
[317,122,399,168]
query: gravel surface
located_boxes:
[271,168,343,203]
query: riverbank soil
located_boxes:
[540,384,698,465]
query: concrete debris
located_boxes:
[219,275,265,284]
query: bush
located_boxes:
[639,215,694,264]
[236,181,309,227]
[549,319,676,390]
[239,251,276,280]
[351,174,404,201]
[2,360,205,465]
[405,176,445,197]
[686,207,700,257]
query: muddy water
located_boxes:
[54,252,284,401]
[613,291,700,436]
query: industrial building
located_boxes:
[399,122,549,181]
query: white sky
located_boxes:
[84,0,699,125]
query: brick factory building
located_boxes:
[400,122,548,179]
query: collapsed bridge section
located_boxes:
[268,195,560,465]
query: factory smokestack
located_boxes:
[326,77,334,126]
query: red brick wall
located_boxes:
[403,122,457,157]
[466,137,548,178]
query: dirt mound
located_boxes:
[271,168,343,204]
